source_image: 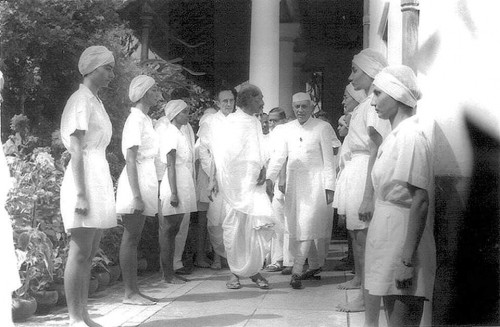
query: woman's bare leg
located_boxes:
[65,228,101,327]
[337,228,367,312]
[363,291,382,327]
[384,295,424,327]
[159,214,186,284]
[120,213,156,305]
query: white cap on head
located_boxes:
[129,75,156,103]
[163,99,188,121]
[352,48,388,79]
[78,46,115,76]
[373,65,421,109]
[292,92,312,103]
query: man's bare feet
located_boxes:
[336,295,365,312]
[337,277,361,290]
[164,275,187,284]
[123,293,157,306]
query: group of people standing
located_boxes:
[36,44,435,327]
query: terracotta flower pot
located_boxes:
[51,282,66,306]
[108,265,121,284]
[12,297,37,321]
[33,290,58,314]
[88,277,99,297]
[95,271,110,292]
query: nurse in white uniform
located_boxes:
[364,65,436,327]
[116,75,161,305]
[157,100,197,284]
[60,46,117,327]
[336,49,390,313]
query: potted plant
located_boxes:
[13,226,58,315]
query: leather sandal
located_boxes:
[226,279,242,289]
[250,275,270,289]
[264,263,283,272]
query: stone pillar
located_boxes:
[279,23,300,118]
[363,0,370,48]
[401,0,419,71]
[249,0,280,113]
[140,3,154,62]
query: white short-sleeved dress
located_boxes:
[158,123,197,216]
[341,94,391,230]
[60,84,117,231]
[116,108,159,217]
[365,116,436,300]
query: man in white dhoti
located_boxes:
[198,86,236,269]
[212,84,278,289]
[335,48,391,312]
[266,92,336,289]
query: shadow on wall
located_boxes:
[433,114,500,325]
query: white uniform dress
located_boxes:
[332,142,351,215]
[158,123,197,216]
[60,84,116,231]
[116,107,159,217]
[267,117,336,241]
[365,116,436,300]
[341,94,391,231]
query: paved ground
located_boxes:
[15,240,387,327]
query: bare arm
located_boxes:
[69,130,88,216]
[125,146,144,213]
[395,185,429,289]
[358,126,383,221]
[166,150,179,207]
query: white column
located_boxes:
[279,23,300,118]
[249,0,280,113]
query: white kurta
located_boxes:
[338,94,391,230]
[60,84,116,231]
[213,108,278,277]
[365,116,436,300]
[157,122,197,216]
[116,108,159,217]
[267,117,336,241]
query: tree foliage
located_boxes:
[0,0,128,142]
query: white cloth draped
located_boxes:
[212,108,278,276]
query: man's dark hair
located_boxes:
[269,107,286,120]
[236,84,261,108]
[215,84,237,101]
